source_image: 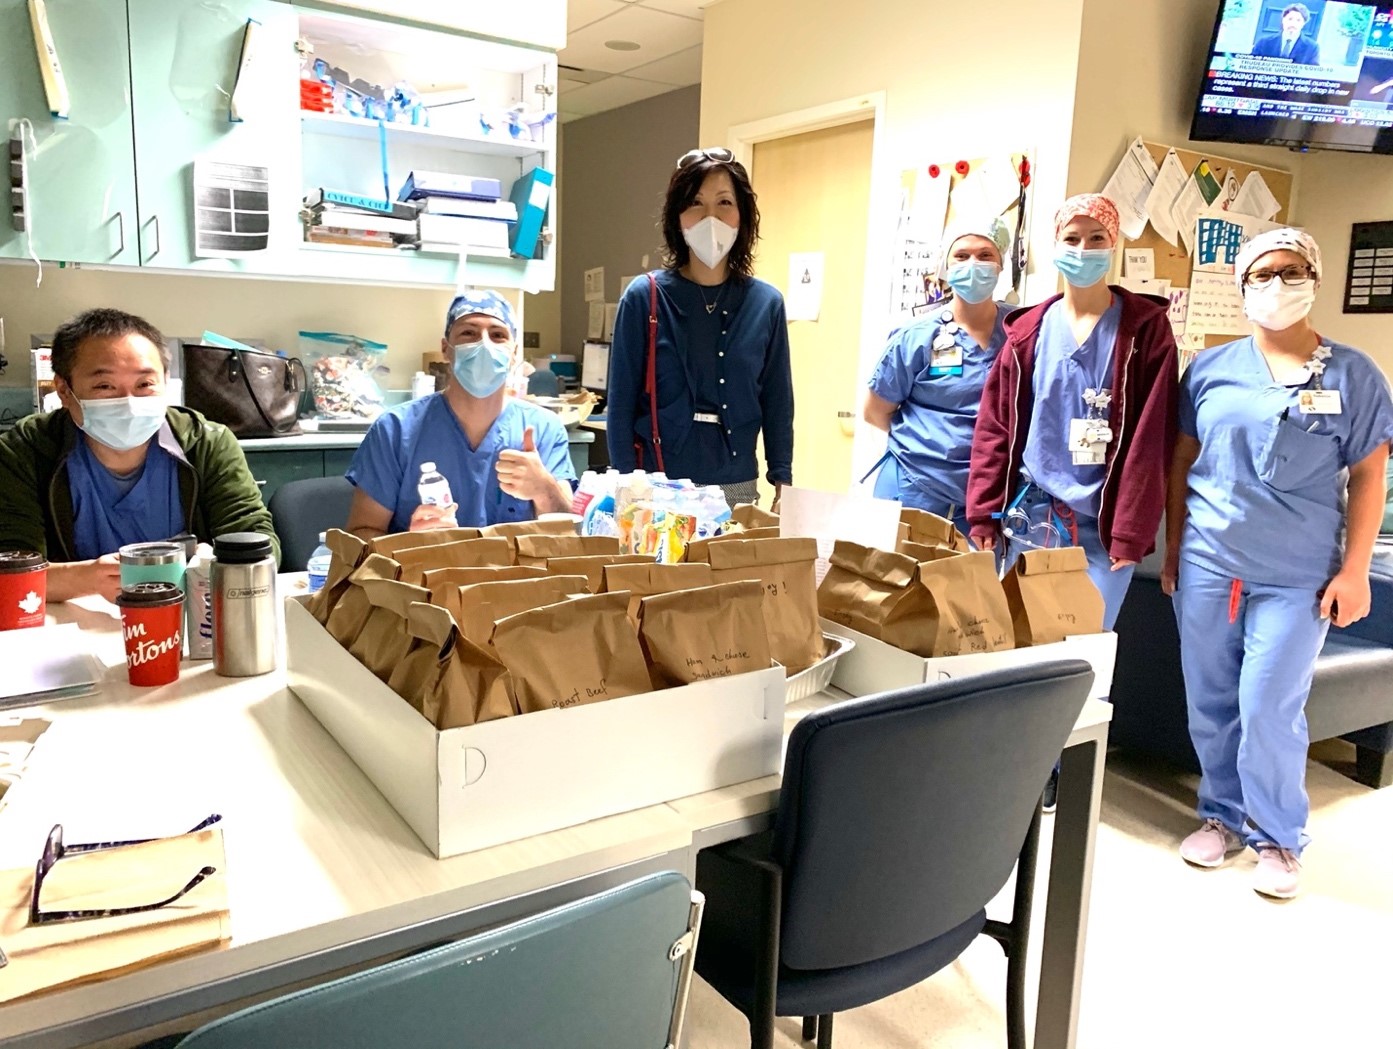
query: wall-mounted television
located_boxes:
[1191,0,1393,154]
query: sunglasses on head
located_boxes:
[676,147,736,170]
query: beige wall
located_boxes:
[1298,151,1393,363]
[0,262,523,389]
[700,0,1087,312]
[558,85,701,358]
[1068,0,1393,368]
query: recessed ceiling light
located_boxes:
[605,39,642,51]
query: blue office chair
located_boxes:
[268,476,355,571]
[694,660,1094,1049]
[174,872,702,1049]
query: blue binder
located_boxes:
[508,167,553,259]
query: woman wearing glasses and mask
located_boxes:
[606,148,793,508]
[1164,229,1393,899]
[862,217,1013,539]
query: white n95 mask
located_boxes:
[682,216,739,269]
[1243,280,1316,332]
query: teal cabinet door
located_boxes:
[244,449,324,504]
[127,0,301,273]
[0,0,138,264]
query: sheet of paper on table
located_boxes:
[0,624,102,711]
[779,486,902,585]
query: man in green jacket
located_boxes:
[0,308,278,602]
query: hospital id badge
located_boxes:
[1069,418,1109,466]
[929,338,963,377]
[1298,390,1342,415]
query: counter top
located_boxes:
[239,429,594,451]
[239,433,366,451]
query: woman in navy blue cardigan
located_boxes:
[606,148,794,508]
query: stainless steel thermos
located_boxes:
[211,532,277,677]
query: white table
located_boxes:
[0,599,1109,1049]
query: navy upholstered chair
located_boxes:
[174,872,702,1049]
[267,476,354,571]
[527,367,561,397]
[694,661,1094,1049]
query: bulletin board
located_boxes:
[890,151,1033,325]
[1131,140,1294,349]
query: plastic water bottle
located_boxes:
[417,462,453,507]
[306,532,332,594]
[571,470,600,516]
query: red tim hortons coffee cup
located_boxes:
[0,550,48,631]
[116,582,184,687]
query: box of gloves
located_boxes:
[285,528,785,858]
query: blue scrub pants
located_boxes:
[1173,560,1329,854]
[871,455,972,541]
[999,487,1135,631]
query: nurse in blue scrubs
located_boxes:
[345,291,576,537]
[863,217,1013,537]
[1164,229,1393,900]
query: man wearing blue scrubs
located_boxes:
[863,218,1013,537]
[345,292,576,537]
[1165,229,1393,899]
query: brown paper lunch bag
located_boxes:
[479,518,579,561]
[1001,547,1105,647]
[425,566,547,606]
[601,561,715,625]
[637,580,772,688]
[914,550,1015,656]
[307,529,367,625]
[681,528,780,565]
[369,527,484,559]
[448,575,592,648]
[491,592,651,714]
[388,603,514,728]
[349,578,432,681]
[896,540,965,565]
[728,503,780,531]
[514,534,620,569]
[393,537,513,585]
[898,508,970,553]
[325,554,402,648]
[818,541,929,648]
[547,553,654,594]
[688,537,822,674]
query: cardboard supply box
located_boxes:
[285,596,786,858]
[820,617,1117,704]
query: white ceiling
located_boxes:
[559,0,710,122]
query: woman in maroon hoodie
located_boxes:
[967,194,1178,630]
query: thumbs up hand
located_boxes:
[497,424,553,503]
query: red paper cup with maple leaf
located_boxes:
[0,551,48,630]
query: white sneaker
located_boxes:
[1179,818,1244,868]
[1253,844,1301,899]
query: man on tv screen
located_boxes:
[1252,3,1321,64]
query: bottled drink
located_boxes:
[306,532,332,594]
[417,461,453,507]
[571,470,600,516]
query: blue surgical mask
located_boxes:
[944,260,1001,304]
[1053,246,1114,288]
[451,340,512,398]
[76,395,166,452]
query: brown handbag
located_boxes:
[182,343,305,438]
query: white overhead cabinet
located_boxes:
[0,0,560,291]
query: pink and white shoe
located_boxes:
[1179,818,1244,868]
[1253,844,1302,900]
